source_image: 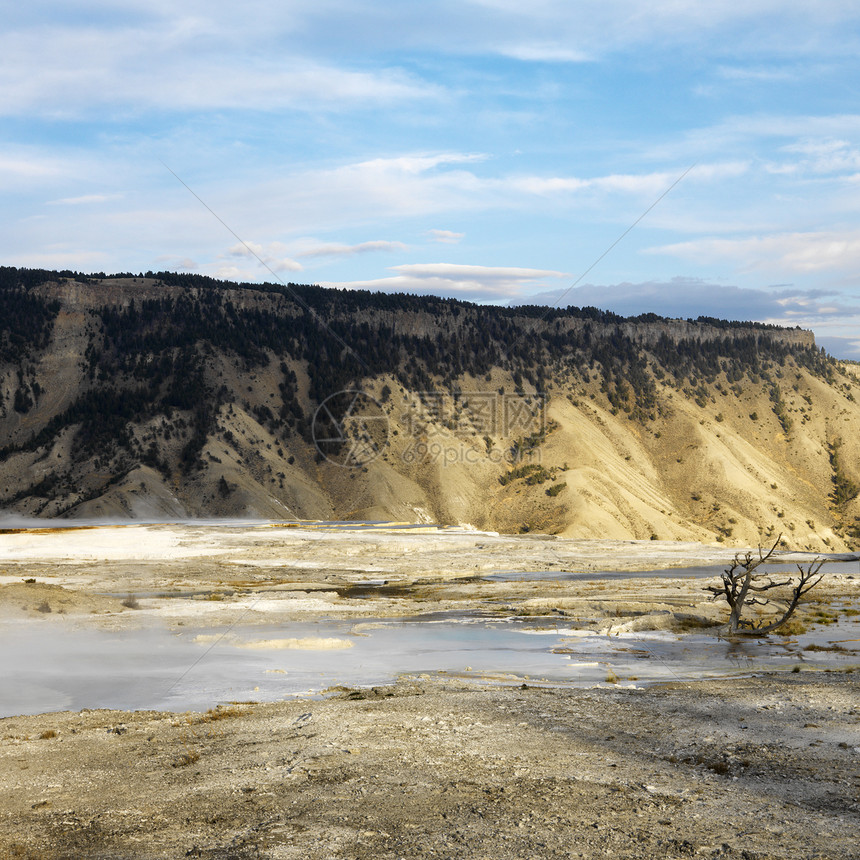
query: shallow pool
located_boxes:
[3,613,858,717]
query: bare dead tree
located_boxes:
[707,535,826,635]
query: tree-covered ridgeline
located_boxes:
[0,267,840,474]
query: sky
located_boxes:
[3,2,860,358]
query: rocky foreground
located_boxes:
[1,673,858,859]
[2,524,859,858]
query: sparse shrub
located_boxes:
[186,705,249,725]
[776,619,808,636]
[121,595,140,609]
[171,750,200,768]
[499,463,550,486]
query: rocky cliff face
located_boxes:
[1,270,858,550]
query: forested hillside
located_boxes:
[1,267,858,549]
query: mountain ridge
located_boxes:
[1,267,858,550]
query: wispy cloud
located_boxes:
[223,241,302,273]
[649,229,860,275]
[297,240,407,259]
[0,26,440,117]
[427,229,464,244]
[0,155,61,177]
[328,263,569,302]
[249,153,744,236]
[154,256,197,271]
[6,249,110,270]
[47,193,122,206]
[441,0,860,59]
[774,139,860,175]
[506,162,747,197]
[497,42,592,62]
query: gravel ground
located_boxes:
[2,672,858,859]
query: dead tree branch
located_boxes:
[706,535,826,635]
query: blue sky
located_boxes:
[4,2,860,357]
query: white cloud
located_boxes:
[508,176,590,195]
[427,229,464,244]
[297,240,407,258]
[4,1,859,124]
[154,255,197,270]
[642,114,860,169]
[775,139,860,175]
[211,264,266,282]
[6,249,110,270]
[254,153,747,238]
[7,2,857,123]
[716,64,806,82]
[650,229,860,274]
[223,241,302,273]
[230,153,493,231]
[497,42,592,62]
[327,262,569,302]
[0,155,63,179]
[0,153,72,196]
[47,193,122,206]
[506,162,747,197]
[343,153,487,176]
[0,25,440,117]
[460,0,860,60]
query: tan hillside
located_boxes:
[1,269,859,551]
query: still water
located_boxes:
[3,609,858,717]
